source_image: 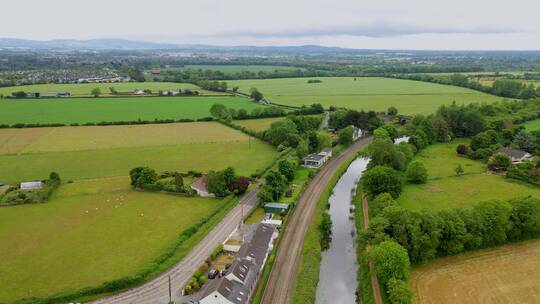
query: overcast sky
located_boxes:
[2,0,540,50]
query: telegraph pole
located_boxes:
[168,275,172,303]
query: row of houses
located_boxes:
[200,223,278,304]
[10,92,71,98]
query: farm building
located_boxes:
[199,223,277,304]
[496,147,533,163]
[303,148,332,168]
[191,177,214,197]
[20,181,44,190]
[263,203,289,214]
[41,92,71,98]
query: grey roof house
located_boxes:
[496,147,533,164]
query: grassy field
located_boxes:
[0,96,263,125]
[175,65,304,74]
[411,239,540,304]
[521,118,540,131]
[0,177,230,302]
[228,77,503,115]
[233,117,285,132]
[398,140,540,211]
[0,82,221,97]
[0,122,278,183]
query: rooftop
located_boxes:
[497,147,530,159]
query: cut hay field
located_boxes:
[176,65,304,74]
[411,239,540,304]
[0,82,221,97]
[398,140,540,211]
[0,176,231,302]
[521,118,540,131]
[0,122,277,183]
[233,117,285,131]
[0,96,262,125]
[227,77,503,115]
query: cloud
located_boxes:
[217,21,520,38]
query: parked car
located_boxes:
[208,269,219,279]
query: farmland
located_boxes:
[0,177,232,302]
[0,122,278,183]
[411,239,540,304]
[397,140,540,211]
[0,96,263,125]
[176,65,304,74]
[233,117,285,131]
[228,77,503,114]
[0,82,221,97]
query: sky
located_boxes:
[1,0,540,50]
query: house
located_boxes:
[303,148,333,168]
[496,147,533,163]
[20,181,44,190]
[200,224,277,304]
[191,177,215,197]
[263,203,289,214]
[352,126,362,141]
[41,92,71,98]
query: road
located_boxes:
[91,187,260,304]
[261,137,372,304]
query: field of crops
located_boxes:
[0,96,263,125]
[0,122,277,183]
[411,239,540,304]
[0,176,229,302]
[228,77,502,115]
[397,140,540,211]
[0,82,221,97]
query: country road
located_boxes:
[91,187,260,304]
[261,137,372,304]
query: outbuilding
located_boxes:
[263,203,289,214]
[20,181,44,190]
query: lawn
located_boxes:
[0,122,278,183]
[0,82,221,97]
[398,140,540,211]
[521,118,540,131]
[233,117,285,132]
[228,77,503,115]
[0,96,263,125]
[411,239,540,304]
[0,177,230,302]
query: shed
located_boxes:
[263,203,289,214]
[20,181,44,190]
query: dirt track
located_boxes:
[261,137,372,304]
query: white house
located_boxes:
[20,181,44,190]
[496,147,534,164]
[303,148,333,168]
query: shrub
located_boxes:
[405,161,428,184]
[368,241,410,287]
[456,144,469,155]
[388,106,398,116]
[362,166,403,198]
[386,278,412,304]
[319,212,332,250]
[487,153,512,171]
[371,193,397,217]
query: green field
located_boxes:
[176,65,304,74]
[398,140,540,211]
[228,77,503,115]
[0,82,220,97]
[0,177,230,302]
[0,122,278,183]
[521,119,540,131]
[0,96,263,125]
[233,117,285,131]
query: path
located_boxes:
[261,137,372,304]
[362,194,383,304]
[91,187,260,304]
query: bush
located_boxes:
[362,166,403,198]
[371,193,397,217]
[488,153,512,171]
[405,161,428,184]
[388,106,398,116]
[319,212,332,250]
[387,278,412,304]
[456,144,469,155]
[368,241,410,287]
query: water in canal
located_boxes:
[315,157,370,304]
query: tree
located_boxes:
[470,130,499,151]
[381,124,399,141]
[405,161,428,184]
[296,139,309,158]
[174,173,184,188]
[265,170,287,200]
[129,167,146,186]
[456,144,468,155]
[307,131,319,153]
[109,87,118,95]
[266,120,299,147]
[368,241,410,287]
[229,176,250,195]
[386,278,412,304]
[371,193,397,217]
[338,126,354,146]
[368,140,408,171]
[250,88,263,101]
[134,167,157,187]
[278,160,295,182]
[317,132,332,151]
[232,86,239,93]
[362,166,403,198]
[210,103,231,120]
[513,130,535,153]
[487,153,511,171]
[206,170,230,197]
[49,171,61,183]
[91,88,102,98]
[455,164,464,176]
[319,212,332,250]
[387,106,398,116]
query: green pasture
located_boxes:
[398,140,540,211]
[0,177,229,302]
[233,117,285,132]
[228,77,503,115]
[521,119,540,131]
[0,96,263,124]
[0,82,220,97]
